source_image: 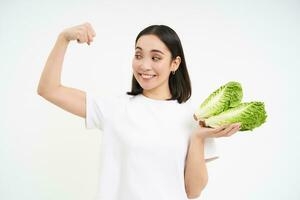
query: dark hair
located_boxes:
[126,25,192,104]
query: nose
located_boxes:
[139,58,152,71]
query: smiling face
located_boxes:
[132,34,181,100]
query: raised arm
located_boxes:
[37,22,96,118]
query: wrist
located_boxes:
[57,32,70,43]
[191,133,205,143]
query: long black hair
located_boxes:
[126,25,192,104]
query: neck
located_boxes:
[142,90,172,100]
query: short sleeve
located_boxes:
[187,101,219,163]
[190,121,219,162]
[85,92,114,131]
[204,137,219,162]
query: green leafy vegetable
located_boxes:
[193,81,267,131]
[194,81,243,120]
[203,102,267,131]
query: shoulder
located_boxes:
[88,92,133,102]
[85,92,131,115]
[179,96,198,113]
[184,95,200,112]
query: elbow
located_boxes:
[37,85,60,96]
[37,84,46,96]
[187,188,204,199]
[37,87,43,96]
[187,193,201,199]
[187,187,204,199]
[186,178,208,199]
[37,88,47,97]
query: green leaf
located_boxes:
[204,102,267,131]
[194,81,243,120]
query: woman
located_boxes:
[37,22,240,200]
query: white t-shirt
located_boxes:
[85,92,219,200]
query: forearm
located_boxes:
[37,33,69,95]
[184,134,208,198]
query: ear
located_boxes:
[172,56,181,71]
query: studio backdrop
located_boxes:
[0,0,299,200]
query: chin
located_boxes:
[139,83,156,91]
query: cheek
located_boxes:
[132,60,140,70]
[131,63,139,77]
[156,63,171,75]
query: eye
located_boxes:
[152,57,161,61]
[135,55,142,59]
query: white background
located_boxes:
[0,0,299,200]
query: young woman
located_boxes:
[37,22,240,200]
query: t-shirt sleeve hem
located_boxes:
[204,137,219,162]
[85,92,105,131]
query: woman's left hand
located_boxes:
[191,122,240,139]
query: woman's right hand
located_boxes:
[60,22,96,45]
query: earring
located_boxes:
[172,70,176,75]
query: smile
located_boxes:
[139,73,157,79]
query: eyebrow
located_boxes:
[135,46,165,55]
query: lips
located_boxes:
[138,73,156,76]
[138,73,157,79]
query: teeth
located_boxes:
[140,73,155,79]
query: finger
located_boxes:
[87,30,93,45]
[204,125,228,138]
[89,26,96,37]
[211,124,230,133]
[84,23,95,39]
[226,125,240,137]
[82,30,89,45]
[78,33,87,43]
[214,124,236,137]
[199,121,206,127]
[76,32,81,43]
[77,35,84,43]
[85,22,96,37]
[76,29,84,43]
[224,124,240,136]
[86,26,94,39]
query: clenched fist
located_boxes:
[60,22,96,45]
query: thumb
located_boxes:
[199,120,206,127]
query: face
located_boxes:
[132,34,180,98]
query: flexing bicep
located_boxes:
[38,86,86,118]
